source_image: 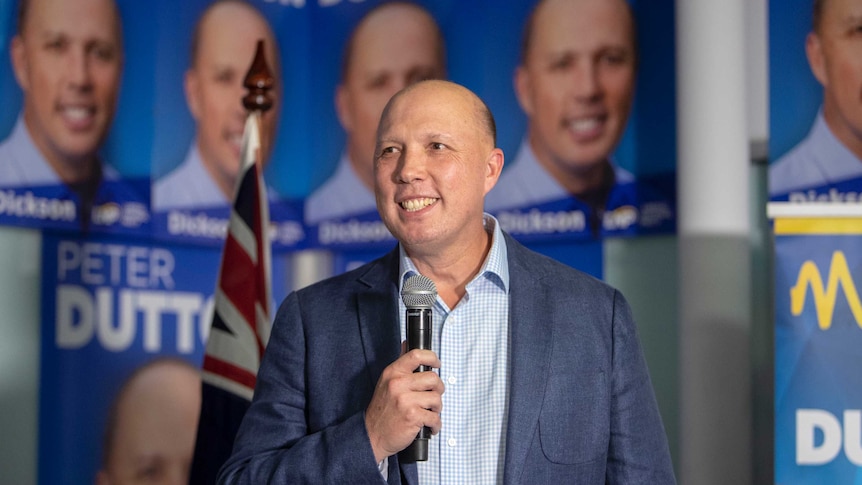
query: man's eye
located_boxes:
[215,70,235,84]
[379,146,398,156]
[549,55,574,71]
[44,37,67,52]
[89,43,117,62]
[598,50,628,66]
[367,74,389,90]
[430,143,445,150]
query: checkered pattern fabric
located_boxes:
[399,215,510,484]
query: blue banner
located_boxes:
[1,0,676,248]
[38,231,291,483]
[774,221,862,484]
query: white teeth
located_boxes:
[401,197,437,212]
[63,107,91,121]
[569,117,600,133]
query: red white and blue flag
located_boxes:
[190,112,272,484]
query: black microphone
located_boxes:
[399,274,437,463]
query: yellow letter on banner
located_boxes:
[790,251,862,329]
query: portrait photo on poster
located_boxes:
[298,0,677,250]
[769,0,862,203]
[149,0,304,249]
[0,0,150,235]
[484,0,677,242]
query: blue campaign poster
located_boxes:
[774,228,862,484]
[0,0,153,235]
[149,0,305,250]
[768,0,862,201]
[38,231,291,483]
[301,0,677,249]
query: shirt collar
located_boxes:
[398,213,510,296]
[8,115,62,185]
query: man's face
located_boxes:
[374,82,502,255]
[807,0,862,157]
[337,4,445,190]
[96,364,200,485]
[10,0,122,175]
[515,0,635,177]
[185,3,279,196]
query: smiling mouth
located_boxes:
[568,116,603,133]
[59,105,96,129]
[400,197,438,212]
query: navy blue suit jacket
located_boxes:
[219,234,675,484]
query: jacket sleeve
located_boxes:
[605,290,677,484]
[216,291,389,485]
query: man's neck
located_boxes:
[526,131,614,195]
[823,105,862,163]
[407,223,492,309]
[24,116,97,186]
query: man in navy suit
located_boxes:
[218,80,675,484]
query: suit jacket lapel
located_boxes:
[503,236,554,485]
[356,250,401,387]
[354,247,419,485]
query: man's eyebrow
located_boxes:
[422,132,454,141]
[842,13,862,27]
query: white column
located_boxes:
[677,0,753,483]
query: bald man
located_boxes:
[485,0,638,233]
[304,1,446,225]
[96,358,201,485]
[153,0,280,211]
[0,0,123,205]
[770,0,862,199]
[220,80,674,484]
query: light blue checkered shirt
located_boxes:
[398,214,510,484]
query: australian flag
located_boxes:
[190,112,272,484]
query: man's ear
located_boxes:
[10,36,30,92]
[806,32,828,87]
[513,65,534,117]
[335,84,353,132]
[184,69,202,121]
[483,147,505,196]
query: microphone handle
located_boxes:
[403,307,432,462]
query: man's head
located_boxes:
[806,0,862,159]
[10,0,123,185]
[515,0,636,196]
[96,358,201,485]
[374,80,503,258]
[337,2,446,192]
[185,0,280,200]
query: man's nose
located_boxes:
[395,148,427,184]
[571,62,601,101]
[67,48,93,91]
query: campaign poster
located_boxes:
[38,231,291,483]
[300,0,676,254]
[149,0,305,250]
[774,218,862,484]
[0,0,152,235]
[769,0,862,201]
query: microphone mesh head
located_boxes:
[401,274,437,308]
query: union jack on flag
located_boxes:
[190,112,272,484]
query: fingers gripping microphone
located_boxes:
[400,274,437,462]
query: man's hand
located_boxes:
[364,348,444,463]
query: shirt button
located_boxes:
[447,438,457,447]
[447,375,456,385]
